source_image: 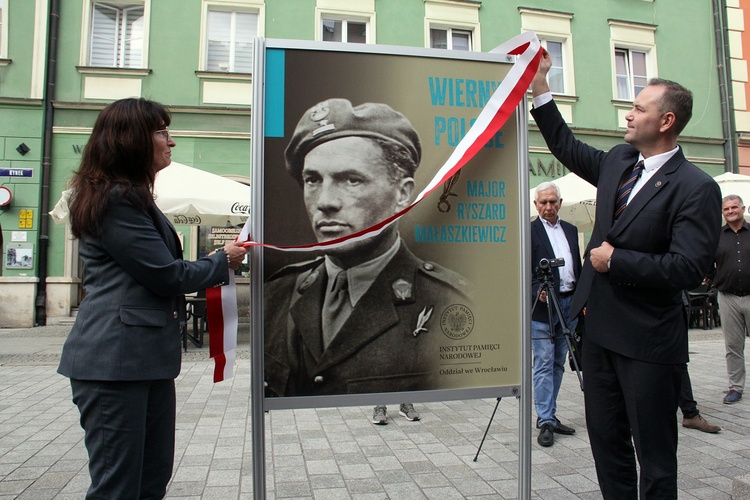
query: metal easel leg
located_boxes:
[473,397,502,462]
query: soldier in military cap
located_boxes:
[264,98,474,398]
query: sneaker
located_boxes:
[537,424,554,447]
[723,390,743,405]
[372,405,388,425]
[399,403,420,421]
[682,414,721,433]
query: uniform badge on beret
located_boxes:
[391,278,413,302]
[310,102,330,122]
[309,101,336,137]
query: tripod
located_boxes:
[473,259,583,461]
[531,260,583,391]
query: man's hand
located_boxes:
[223,241,247,270]
[539,290,547,303]
[531,48,552,97]
[590,241,614,273]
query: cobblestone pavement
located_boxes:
[0,325,747,499]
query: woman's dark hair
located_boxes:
[68,98,171,238]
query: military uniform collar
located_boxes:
[324,237,402,306]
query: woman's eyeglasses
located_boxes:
[155,128,171,140]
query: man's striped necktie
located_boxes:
[614,160,645,220]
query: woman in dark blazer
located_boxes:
[58,98,246,499]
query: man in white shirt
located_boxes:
[531,182,581,447]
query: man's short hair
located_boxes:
[535,181,561,200]
[648,78,693,136]
[285,99,421,184]
[723,194,745,206]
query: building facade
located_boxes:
[0,0,729,326]
[727,0,750,174]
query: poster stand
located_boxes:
[248,37,532,499]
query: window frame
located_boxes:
[424,0,480,51]
[519,8,575,97]
[79,0,150,69]
[204,8,258,73]
[614,46,649,101]
[321,16,368,44]
[429,25,473,51]
[540,38,566,94]
[199,1,264,74]
[609,20,657,104]
[317,13,372,43]
[315,0,375,43]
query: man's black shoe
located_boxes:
[537,424,554,447]
[536,417,576,435]
[551,420,576,435]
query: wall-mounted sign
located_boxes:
[18,209,33,228]
[0,168,33,178]
[6,243,33,269]
[11,231,27,242]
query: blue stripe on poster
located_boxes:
[265,49,285,138]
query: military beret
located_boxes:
[284,98,422,183]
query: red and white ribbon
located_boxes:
[206,274,237,382]
[207,221,250,382]
[207,32,542,382]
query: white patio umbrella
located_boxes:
[713,171,750,222]
[50,162,250,227]
[530,172,597,232]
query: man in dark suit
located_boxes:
[531,181,582,447]
[530,49,721,498]
[264,99,473,398]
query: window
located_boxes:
[321,17,367,43]
[430,27,472,51]
[206,9,257,72]
[615,48,648,100]
[89,2,145,68]
[542,40,565,94]
[424,0,480,51]
[609,20,657,104]
[520,9,575,96]
[316,0,374,44]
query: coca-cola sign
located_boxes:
[172,214,202,225]
[231,202,250,215]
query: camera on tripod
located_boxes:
[538,257,565,270]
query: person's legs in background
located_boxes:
[679,363,720,433]
[718,292,748,403]
[372,404,420,425]
[399,403,420,421]
[532,294,577,447]
[372,405,388,425]
[532,320,557,446]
